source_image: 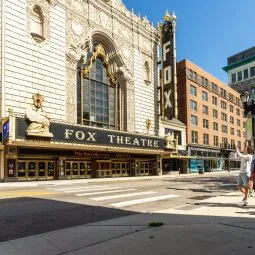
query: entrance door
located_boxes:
[38,161,47,180]
[79,162,86,178]
[71,162,79,179]
[47,161,55,180]
[96,161,111,177]
[27,161,37,181]
[17,161,26,181]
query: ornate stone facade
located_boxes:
[63,0,159,133]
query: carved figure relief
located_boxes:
[71,21,83,36]
[165,132,176,149]
[25,93,53,137]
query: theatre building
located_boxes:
[0,0,188,181]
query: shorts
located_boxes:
[237,172,250,187]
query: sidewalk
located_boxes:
[0,171,236,188]
[0,190,254,255]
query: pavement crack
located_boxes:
[58,226,149,255]
[220,223,255,231]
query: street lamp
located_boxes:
[240,91,255,116]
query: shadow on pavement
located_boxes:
[0,197,135,242]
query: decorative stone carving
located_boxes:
[71,21,83,36]
[66,36,91,62]
[165,132,176,149]
[25,93,53,137]
[99,11,110,29]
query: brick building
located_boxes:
[177,59,246,173]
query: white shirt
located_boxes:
[235,150,253,174]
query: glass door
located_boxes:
[66,162,71,179]
[47,161,55,180]
[86,162,92,178]
[27,161,37,180]
[38,161,46,180]
[79,162,86,178]
[18,161,26,180]
[71,162,79,179]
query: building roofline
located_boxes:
[223,55,255,73]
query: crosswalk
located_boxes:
[47,184,179,208]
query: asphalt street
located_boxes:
[0,173,238,242]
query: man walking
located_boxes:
[235,146,253,206]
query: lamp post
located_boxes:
[240,91,255,116]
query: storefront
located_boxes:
[188,146,225,173]
[3,116,165,182]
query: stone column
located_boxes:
[66,59,78,124]
[126,80,135,132]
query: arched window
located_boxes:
[78,45,120,130]
[30,6,44,42]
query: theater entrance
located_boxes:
[17,160,55,181]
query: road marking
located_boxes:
[91,191,157,201]
[64,187,122,193]
[110,194,178,208]
[76,189,137,196]
[49,185,108,191]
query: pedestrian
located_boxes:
[249,151,255,197]
[235,146,253,206]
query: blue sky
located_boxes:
[122,0,255,83]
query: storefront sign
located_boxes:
[16,118,165,150]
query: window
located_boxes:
[212,83,218,93]
[190,85,197,96]
[231,139,235,148]
[221,100,227,110]
[229,93,234,102]
[191,131,198,143]
[230,116,234,124]
[237,130,241,137]
[251,66,255,77]
[221,88,226,98]
[202,105,208,115]
[212,96,217,105]
[230,128,234,136]
[190,100,197,111]
[229,105,234,113]
[221,112,227,122]
[213,109,218,118]
[213,122,218,131]
[222,137,228,146]
[30,5,44,42]
[203,134,209,145]
[231,73,236,83]
[194,72,197,81]
[222,125,228,134]
[202,91,208,101]
[78,47,120,130]
[238,141,241,148]
[244,69,249,79]
[236,108,240,116]
[243,121,246,128]
[191,115,198,126]
[213,136,218,147]
[203,119,209,129]
[237,71,242,81]
[237,119,240,126]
